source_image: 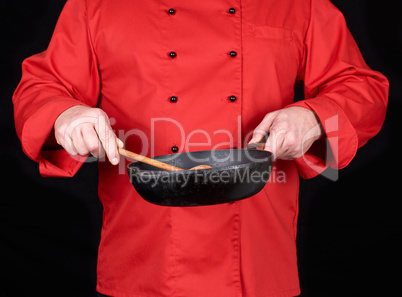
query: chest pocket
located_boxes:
[242,23,302,113]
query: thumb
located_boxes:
[249,130,266,144]
[248,112,276,144]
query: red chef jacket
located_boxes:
[13,0,388,296]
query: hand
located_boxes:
[249,107,323,160]
[54,105,123,165]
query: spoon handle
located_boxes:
[119,148,184,171]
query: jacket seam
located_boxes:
[240,0,244,145]
[83,0,100,80]
[295,0,312,87]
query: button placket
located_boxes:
[166,6,180,152]
[226,2,242,152]
[226,4,241,109]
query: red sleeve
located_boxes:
[12,0,100,177]
[289,0,389,179]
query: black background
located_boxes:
[1,0,401,296]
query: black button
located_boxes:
[229,51,237,57]
[229,8,236,14]
[170,96,178,103]
[171,146,179,153]
[229,95,237,102]
[169,51,177,58]
[168,8,175,15]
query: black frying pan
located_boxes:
[126,145,273,206]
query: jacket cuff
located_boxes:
[19,96,89,177]
[287,96,358,179]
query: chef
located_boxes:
[13,0,388,296]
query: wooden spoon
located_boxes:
[119,148,212,171]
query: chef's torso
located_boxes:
[87,0,306,296]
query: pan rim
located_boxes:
[126,148,273,175]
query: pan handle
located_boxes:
[247,142,265,150]
[247,134,268,151]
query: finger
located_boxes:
[264,129,286,159]
[81,125,102,158]
[71,126,91,156]
[95,114,119,165]
[54,120,78,156]
[63,133,79,156]
[281,132,301,160]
